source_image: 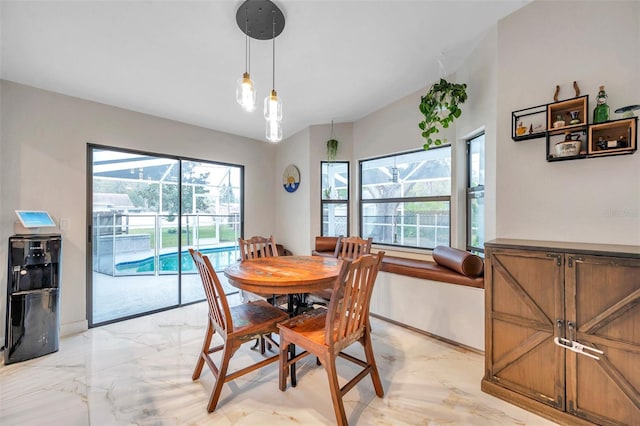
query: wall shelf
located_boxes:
[511,95,638,161]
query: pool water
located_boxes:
[115,246,239,274]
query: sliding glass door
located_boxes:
[180,160,242,304]
[88,146,242,326]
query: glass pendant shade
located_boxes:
[265,119,282,143]
[236,72,256,112]
[264,90,282,121]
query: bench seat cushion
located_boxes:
[432,246,484,278]
[380,256,484,288]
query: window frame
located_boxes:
[358,147,452,250]
[320,160,350,237]
[466,133,485,254]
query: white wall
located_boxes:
[0,80,276,338]
[496,0,640,245]
[274,126,311,255]
[351,25,498,350]
[371,272,485,350]
[308,122,353,247]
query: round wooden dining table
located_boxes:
[224,255,343,386]
[224,255,342,296]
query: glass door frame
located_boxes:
[86,143,244,327]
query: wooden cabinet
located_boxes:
[482,239,640,426]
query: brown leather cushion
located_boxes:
[432,246,484,278]
[314,236,339,253]
[380,256,483,288]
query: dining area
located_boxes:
[0,251,556,426]
[188,235,385,425]
[0,235,559,425]
[173,236,555,425]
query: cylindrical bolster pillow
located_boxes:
[315,236,339,253]
[432,246,484,278]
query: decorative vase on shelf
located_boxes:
[553,114,565,128]
[593,85,610,123]
[568,110,581,125]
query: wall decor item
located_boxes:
[418,78,468,149]
[282,164,300,193]
[592,85,610,124]
[615,104,640,118]
[512,104,547,141]
[511,92,637,161]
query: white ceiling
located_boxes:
[1,0,529,143]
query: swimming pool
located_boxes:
[114,246,239,275]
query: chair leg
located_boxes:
[324,354,348,426]
[278,335,290,391]
[193,320,214,380]
[206,342,234,413]
[362,328,384,398]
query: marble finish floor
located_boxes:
[0,302,558,425]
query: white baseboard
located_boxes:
[60,320,88,337]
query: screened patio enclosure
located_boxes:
[89,147,243,325]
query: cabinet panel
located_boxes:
[565,255,640,426]
[485,248,565,409]
[484,240,640,426]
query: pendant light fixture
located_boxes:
[235,0,285,142]
[236,5,256,112]
[264,12,282,142]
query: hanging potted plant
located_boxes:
[418,78,468,149]
[326,120,339,162]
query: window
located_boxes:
[467,133,485,254]
[359,147,451,249]
[321,161,349,236]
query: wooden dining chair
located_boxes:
[309,236,373,305]
[277,252,385,426]
[238,235,279,260]
[189,249,288,413]
[237,235,285,352]
[333,236,373,260]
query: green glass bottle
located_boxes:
[593,85,610,123]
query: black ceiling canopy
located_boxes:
[236,0,285,40]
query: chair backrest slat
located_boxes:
[189,249,232,334]
[334,236,373,260]
[325,252,384,350]
[238,235,279,260]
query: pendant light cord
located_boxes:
[271,12,276,90]
[244,7,250,74]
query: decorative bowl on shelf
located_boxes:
[555,140,581,157]
[614,104,640,118]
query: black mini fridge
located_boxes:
[5,234,62,364]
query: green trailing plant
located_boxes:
[326,138,338,161]
[418,78,468,149]
[326,120,339,162]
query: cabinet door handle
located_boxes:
[556,319,564,338]
[554,321,605,360]
[567,321,575,343]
